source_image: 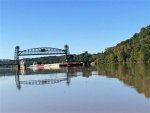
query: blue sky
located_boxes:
[0,0,150,59]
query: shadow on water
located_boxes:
[96,63,150,98]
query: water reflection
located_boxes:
[15,68,68,90]
[96,63,150,98]
[0,64,150,98]
[13,67,96,90]
[0,64,150,113]
[15,71,21,90]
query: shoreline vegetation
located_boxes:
[93,25,150,64]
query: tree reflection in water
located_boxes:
[96,63,150,98]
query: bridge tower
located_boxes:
[14,46,20,61]
[64,45,69,62]
[14,46,20,70]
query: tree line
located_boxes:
[93,25,150,64]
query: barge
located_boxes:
[29,62,83,70]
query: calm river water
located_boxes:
[0,64,150,113]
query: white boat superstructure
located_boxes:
[29,63,62,70]
[44,63,60,69]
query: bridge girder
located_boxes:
[19,47,67,56]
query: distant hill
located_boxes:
[95,25,150,63]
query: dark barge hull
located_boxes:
[60,62,83,67]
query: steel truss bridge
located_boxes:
[0,45,69,65]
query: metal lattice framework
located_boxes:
[14,45,69,63]
[19,47,67,56]
[20,78,67,85]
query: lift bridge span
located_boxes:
[0,45,69,66]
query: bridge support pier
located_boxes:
[20,60,26,70]
[15,64,26,71]
[20,64,26,70]
[83,62,91,67]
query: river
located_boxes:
[0,64,150,113]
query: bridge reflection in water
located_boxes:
[15,67,83,90]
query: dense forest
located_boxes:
[93,25,150,64]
